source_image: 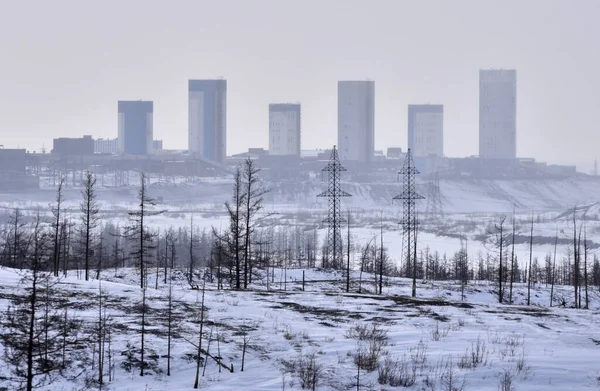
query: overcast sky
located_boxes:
[1,0,598,171]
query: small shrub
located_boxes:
[488,331,503,344]
[283,326,295,340]
[280,352,325,390]
[431,322,442,341]
[345,323,388,342]
[440,359,466,391]
[377,355,416,387]
[458,336,488,369]
[346,323,389,372]
[296,352,324,390]
[409,340,428,370]
[498,369,516,391]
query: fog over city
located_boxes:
[1,2,600,391]
[1,0,599,170]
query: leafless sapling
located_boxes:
[527,211,534,306]
[193,275,207,389]
[222,166,246,290]
[50,176,66,277]
[124,173,163,289]
[242,158,270,289]
[80,171,99,281]
[550,228,558,307]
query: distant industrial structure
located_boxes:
[0,148,37,190]
[408,105,443,158]
[118,101,153,155]
[52,135,94,155]
[337,80,375,164]
[479,69,517,160]
[269,103,301,156]
[188,79,227,164]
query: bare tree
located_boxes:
[124,173,163,289]
[377,214,390,295]
[509,209,516,304]
[583,226,589,309]
[242,158,269,289]
[166,264,174,376]
[80,171,99,281]
[193,275,207,389]
[572,208,580,308]
[97,280,108,385]
[221,167,246,290]
[140,278,148,377]
[550,228,558,307]
[492,216,508,303]
[527,211,534,306]
[50,176,66,277]
[188,216,196,286]
[346,210,352,292]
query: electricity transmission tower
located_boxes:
[317,145,351,269]
[393,148,424,297]
[425,171,444,222]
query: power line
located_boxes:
[317,145,351,269]
[393,149,424,296]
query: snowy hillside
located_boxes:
[3,176,600,216]
[0,267,598,391]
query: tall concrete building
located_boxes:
[408,104,444,157]
[118,101,153,155]
[188,80,227,164]
[269,103,301,156]
[337,80,375,163]
[479,69,517,159]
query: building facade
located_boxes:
[408,104,443,157]
[52,135,95,155]
[337,80,375,163]
[188,80,227,164]
[479,69,517,160]
[94,138,118,154]
[118,101,153,155]
[269,103,301,156]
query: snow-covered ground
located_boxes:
[0,266,598,391]
[1,176,600,389]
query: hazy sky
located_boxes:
[1,0,599,170]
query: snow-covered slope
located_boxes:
[5,176,600,216]
[1,267,598,391]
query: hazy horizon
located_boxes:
[1,0,599,171]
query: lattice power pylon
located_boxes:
[425,171,444,222]
[317,145,351,269]
[393,148,424,296]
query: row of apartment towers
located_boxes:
[117,69,516,164]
